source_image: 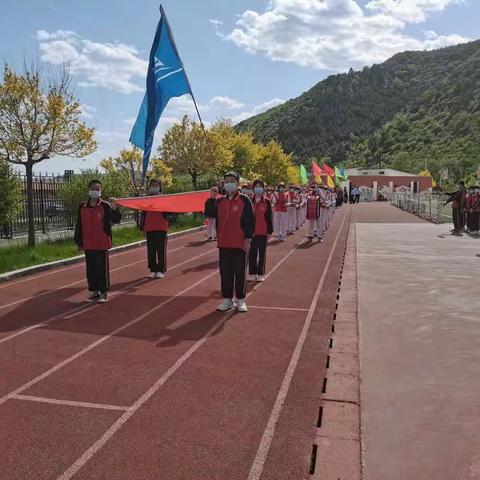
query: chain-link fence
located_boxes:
[391,192,452,223]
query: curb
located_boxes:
[0,226,205,284]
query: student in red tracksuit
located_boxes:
[306,185,322,242]
[248,179,273,283]
[216,171,255,313]
[139,179,172,279]
[74,179,121,303]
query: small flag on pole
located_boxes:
[312,160,324,185]
[130,5,192,180]
[300,164,308,185]
[322,162,335,177]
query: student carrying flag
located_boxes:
[74,179,122,303]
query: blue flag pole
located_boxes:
[130,4,207,185]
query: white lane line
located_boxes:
[0,269,220,409]
[247,206,350,480]
[0,248,217,344]
[0,278,149,345]
[0,244,190,311]
[62,248,217,320]
[247,305,310,312]
[12,394,129,412]
[56,231,307,480]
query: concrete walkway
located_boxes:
[357,221,480,479]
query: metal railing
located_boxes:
[391,192,452,224]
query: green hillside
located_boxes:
[236,40,480,180]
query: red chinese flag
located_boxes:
[116,191,213,213]
[312,160,325,176]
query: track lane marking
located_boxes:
[12,394,129,412]
[247,206,350,480]
[0,247,217,344]
[55,228,315,479]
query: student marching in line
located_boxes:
[140,179,172,279]
[287,185,298,235]
[248,179,273,282]
[318,186,328,237]
[216,171,255,313]
[307,185,323,242]
[74,179,121,303]
[204,186,218,241]
[272,183,288,242]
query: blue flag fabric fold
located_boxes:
[130,7,191,178]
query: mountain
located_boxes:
[236,40,480,180]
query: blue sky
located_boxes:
[1,0,479,173]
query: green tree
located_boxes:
[159,116,232,189]
[0,64,96,246]
[254,140,294,185]
[100,146,173,195]
[0,159,21,225]
[58,170,129,220]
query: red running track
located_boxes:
[0,206,351,480]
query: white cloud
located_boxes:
[210,19,223,27]
[223,0,470,71]
[36,30,147,93]
[365,0,464,23]
[231,97,285,124]
[79,104,97,119]
[209,96,244,110]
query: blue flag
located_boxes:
[130,6,191,179]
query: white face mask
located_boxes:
[224,182,238,194]
[89,190,101,199]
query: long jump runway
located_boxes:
[0,206,350,480]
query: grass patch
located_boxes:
[0,214,204,275]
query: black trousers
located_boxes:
[85,250,110,293]
[355,194,360,204]
[467,212,479,231]
[146,231,167,273]
[452,208,465,231]
[249,236,268,275]
[219,248,247,300]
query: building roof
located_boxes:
[345,168,415,177]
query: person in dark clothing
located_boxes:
[248,179,273,282]
[74,179,121,303]
[216,171,255,313]
[445,181,466,235]
[204,187,218,241]
[139,179,174,279]
[343,187,349,204]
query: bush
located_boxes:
[0,160,21,224]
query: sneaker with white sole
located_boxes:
[149,272,156,279]
[156,272,165,279]
[247,274,256,282]
[256,275,265,282]
[217,298,235,311]
[236,299,248,313]
[85,291,100,303]
[98,293,108,303]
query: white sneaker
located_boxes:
[217,298,235,311]
[149,272,156,279]
[98,293,108,303]
[85,291,100,303]
[236,299,248,313]
[155,272,165,279]
[247,274,256,282]
[256,275,265,282]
